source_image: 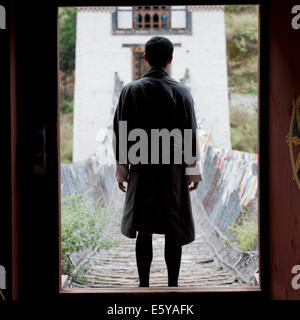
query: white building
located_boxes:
[73,5,231,162]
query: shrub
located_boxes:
[60,115,73,163]
[230,108,258,153]
[225,5,258,14]
[225,6,259,94]
[60,97,74,114]
[226,13,258,60]
[229,213,258,251]
[61,190,119,278]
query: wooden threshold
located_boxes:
[60,285,261,294]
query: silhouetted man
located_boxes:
[113,36,202,287]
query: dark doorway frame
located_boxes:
[9,0,269,304]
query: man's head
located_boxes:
[144,36,174,68]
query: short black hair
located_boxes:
[145,36,174,68]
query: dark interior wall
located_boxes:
[0,0,12,302]
[10,0,60,301]
[269,0,300,300]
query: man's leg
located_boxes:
[164,233,182,287]
[135,231,153,287]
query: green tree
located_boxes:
[59,8,77,77]
[58,7,76,118]
[230,108,258,153]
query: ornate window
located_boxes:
[133,6,170,30]
[112,6,191,34]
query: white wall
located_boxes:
[73,8,231,162]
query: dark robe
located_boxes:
[113,66,200,246]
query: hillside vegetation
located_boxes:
[225,5,259,94]
[59,7,76,163]
[225,5,259,153]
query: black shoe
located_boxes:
[168,283,178,287]
[139,283,149,287]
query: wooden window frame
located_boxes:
[133,6,171,31]
[9,0,270,303]
[112,5,192,35]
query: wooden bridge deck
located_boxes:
[70,211,241,288]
